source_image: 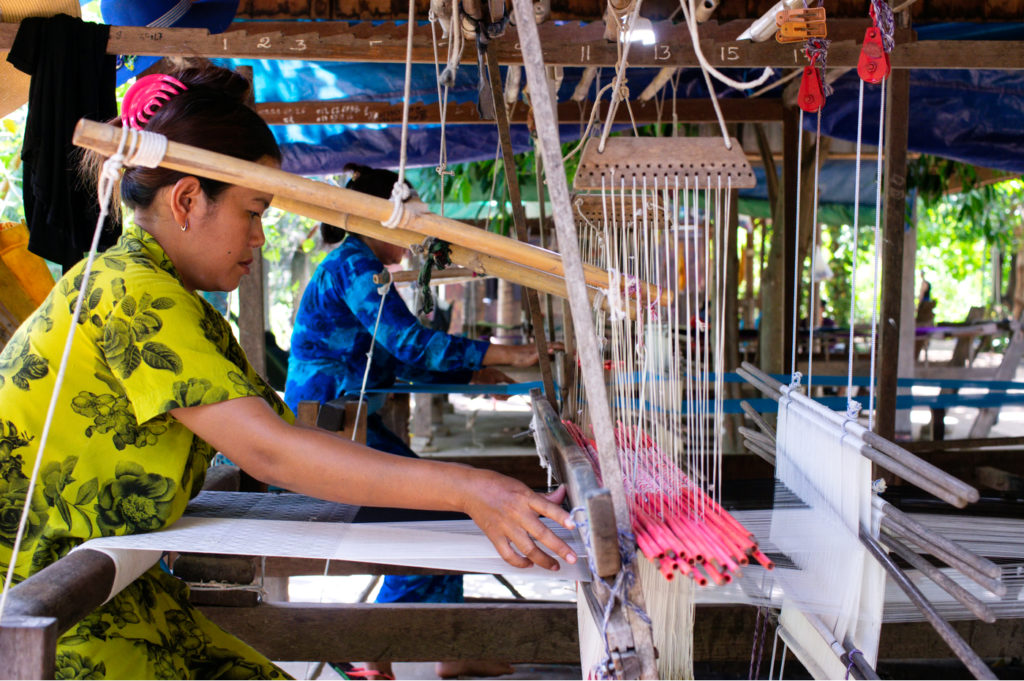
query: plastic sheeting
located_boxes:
[226,22,1024,184]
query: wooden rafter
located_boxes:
[7,19,1024,69]
[236,0,1024,23]
[254,97,784,125]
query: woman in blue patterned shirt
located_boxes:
[284,166,556,677]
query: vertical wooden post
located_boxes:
[236,64,267,380]
[484,49,558,409]
[724,188,741,453]
[0,615,57,679]
[781,106,800,374]
[877,66,912,439]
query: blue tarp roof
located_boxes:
[223,22,1024,193]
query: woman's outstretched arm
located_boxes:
[171,396,577,571]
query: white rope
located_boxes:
[597,0,645,153]
[866,78,887,431]
[352,279,393,442]
[806,110,823,389]
[0,126,136,619]
[677,0,774,148]
[429,9,454,217]
[385,0,418,228]
[846,79,866,410]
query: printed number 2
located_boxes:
[257,36,271,49]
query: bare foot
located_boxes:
[435,660,514,679]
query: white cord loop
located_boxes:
[382,180,412,228]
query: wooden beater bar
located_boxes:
[72,119,668,310]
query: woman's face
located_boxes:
[176,158,277,292]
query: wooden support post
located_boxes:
[236,64,267,381]
[485,49,558,409]
[724,188,741,452]
[968,308,1024,438]
[781,105,800,376]
[877,64,912,440]
[0,615,57,680]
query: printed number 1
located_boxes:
[581,45,591,62]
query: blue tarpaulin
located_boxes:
[221,22,1024,186]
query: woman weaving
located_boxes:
[0,63,576,679]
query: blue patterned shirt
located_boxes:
[284,236,490,413]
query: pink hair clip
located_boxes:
[121,74,188,130]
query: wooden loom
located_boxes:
[4,5,1024,679]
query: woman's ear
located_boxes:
[168,176,203,227]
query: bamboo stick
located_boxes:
[859,528,997,681]
[739,361,978,507]
[373,267,482,284]
[72,119,668,308]
[740,399,777,440]
[874,499,1002,582]
[878,532,997,623]
[270,196,622,313]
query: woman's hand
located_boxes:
[482,342,565,368]
[458,470,577,571]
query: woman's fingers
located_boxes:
[490,537,532,569]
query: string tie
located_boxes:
[414,237,453,315]
[869,0,895,52]
[845,399,862,421]
[382,181,412,228]
[804,37,834,96]
[844,648,863,680]
[570,507,652,680]
[789,371,803,390]
[604,268,627,322]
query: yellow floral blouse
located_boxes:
[0,224,291,679]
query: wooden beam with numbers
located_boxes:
[8,19,1024,69]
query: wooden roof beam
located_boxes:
[3,18,1024,68]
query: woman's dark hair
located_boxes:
[319,164,413,245]
[83,61,281,213]
[320,222,347,245]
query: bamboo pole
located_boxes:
[273,196,623,314]
[373,267,481,284]
[72,119,669,307]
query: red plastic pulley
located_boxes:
[798,65,825,113]
[858,27,890,83]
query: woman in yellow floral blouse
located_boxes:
[0,63,576,679]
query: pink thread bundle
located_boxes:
[564,420,773,586]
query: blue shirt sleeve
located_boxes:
[337,240,490,374]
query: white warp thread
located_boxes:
[78,517,590,582]
[69,546,163,604]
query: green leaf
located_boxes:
[141,342,182,374]
[120,295,137,317]
[75,478,98,506]
[150,297,174,310]
[56,496,72,528]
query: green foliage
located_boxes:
[1,112,27,223]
